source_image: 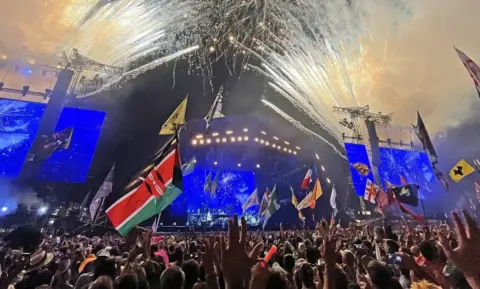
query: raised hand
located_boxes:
[199,236,218,274]
[438,211,480,283]
[218,215,263,288]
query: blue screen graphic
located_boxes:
[37,107,105,183]
[170,168,256,217]
[0,99,45,177]
[344,143,374,196]
[378,147,435,198]
[344,143,436,198]
[0,98,105,182]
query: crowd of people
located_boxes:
[0,210,479,289]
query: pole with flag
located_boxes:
[90,164,115,223]
[242,188,259,213]
[330,185,338,217]
[454,46,480,98]
[290,185,304,220]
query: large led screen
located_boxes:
[378,146,435,198]
[345,143,435,198]
[344,143,375,196]
[0,98,105,182]
[170,169,257,224]
[0,99,45,177]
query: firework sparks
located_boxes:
[248,0,404,142]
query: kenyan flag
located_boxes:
[106,143,183,235]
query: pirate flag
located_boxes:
[391,184,420,207]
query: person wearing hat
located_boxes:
[74,249,112,289]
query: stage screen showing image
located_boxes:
[37,107,105,183]
[0,98,45,178]
[378,147,435,198]
[0,98,105,182]
[344,143,374,196]
[170,169,258,225]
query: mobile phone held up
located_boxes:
[386,254,402,265]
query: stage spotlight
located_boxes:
[192,140,198,145]
[237,163,241,167]
[212,132,219,136]
[199,140,204,144]
[296,146,301,150]
[315,153,320,160]
[0,55,6,60]
[283,148,287,151]
[277,146,281,150]
[244,136,249,141]
[261,131,266,135]
[265,141,269,145]
[216,138,220,143]
[231,137,236,142]
[321,165,325,171]
[38,207,48,214]
[226,130,233,135]
[1,206,7,212]
[209,46,216,53]
[284,141,290,145]
[273,136,279,140]
[293,151,297,155]
[272,144,276,148]
[214,161,218,165]
[326,178,331,184]
[29,60,35,65]
[48,219,55,225]
[260,139,264,144]
[195,134,203,139]
[206,139,211,144]
[256,164,260,168]
[21,86,30,96]
[237,136,242,141]
[243,128,248,132]
[288,149,292,153]
[254,138,259,142]
[222,138,227,143]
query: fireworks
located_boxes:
[248,0,412,142]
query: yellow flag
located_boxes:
[290,186,304,220]
[449,159,475,183]
[159,96,188,135]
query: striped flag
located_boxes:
[455,47,480,98]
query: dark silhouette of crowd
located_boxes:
[1,211,479,289]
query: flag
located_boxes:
[242,188,259,212]
[433,166,449,191]
[90,165,115,220]
[475,182,480,203]
[259,187,271,217]
[377,189,389,215]
[301,166,314,189]
[106,143,183,235]
[397,199,426,225]
[80,191,91,209]
[391,184,419,207]
[364,179,378,204]
[159,96,188,135]
[473,159,480,174]
[181,157,196,176]
[28,127,74,161]
[454,47,480,98]
[330,185,338,217]
[204,87,224,131]
[400,175,408,186]
[297,191,313,210]
[204,171,212,193]
[290,186,304,219]
[412,111,438,164]
[309,178,323,209]
[263,187,280,229]
[449,159,475,183]
[210,170,222,197]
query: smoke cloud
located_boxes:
[355,0,480,135]
[0,178,44,212]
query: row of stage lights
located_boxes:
[191,129,299,155]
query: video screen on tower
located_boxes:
[0,98,105,182]
[344,142,436,198]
